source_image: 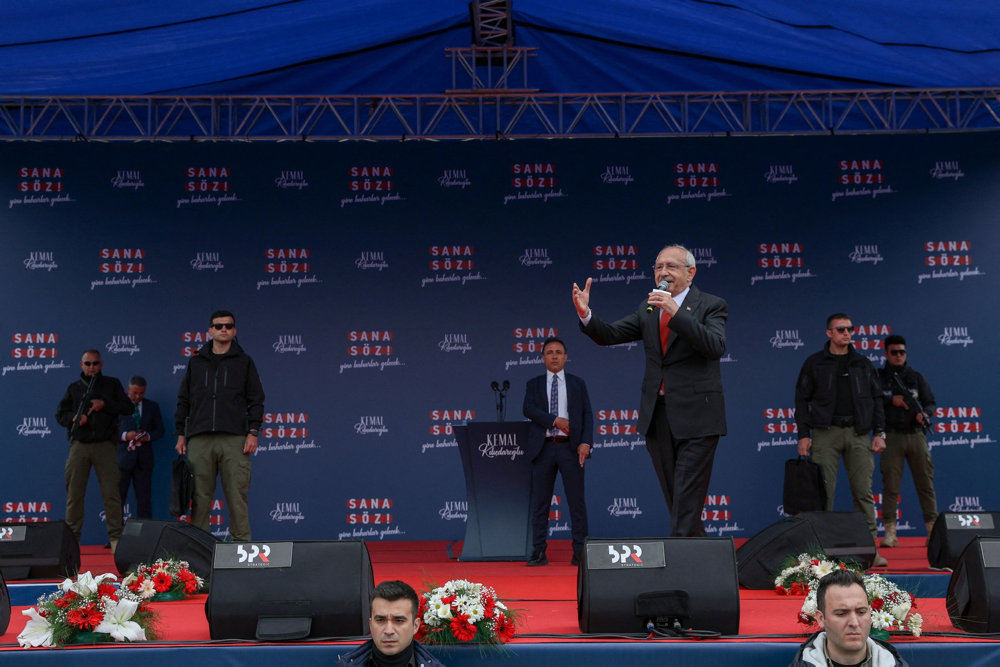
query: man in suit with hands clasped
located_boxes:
[523,336,594,566]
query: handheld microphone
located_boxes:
[646,278,672,313]
[490,381,500,392]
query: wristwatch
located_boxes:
[875,431,886,440]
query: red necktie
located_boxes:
[659,310,671,394]
[659,309,672,355]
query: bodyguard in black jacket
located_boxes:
[175,339,265,439]
[55,349,132,547]
[175,311,264,541]
[794,314,888,566]
[795,343,885,439]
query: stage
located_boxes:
[3,539,1000,665]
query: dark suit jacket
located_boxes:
[581,284,727,439]
[117,398,165,468]
[523,371,594,461]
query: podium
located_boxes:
[455,422,532,561]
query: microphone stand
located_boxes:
[490,380,511,422]
[498,380,510,422]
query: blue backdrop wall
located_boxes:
[2,132,997,547]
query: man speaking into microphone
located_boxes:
[573,244,728,537]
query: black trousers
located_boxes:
[530,438,588,554]
[645,399,719,537]
[119,459,154,519]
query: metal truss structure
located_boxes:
[470,0,513,47]
[447,47,537,92]
[1,88,999,141]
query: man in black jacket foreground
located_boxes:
[175,310,265,542]
[337,580,446,667]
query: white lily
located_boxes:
[801,591,817,615]
[430,598,453,619]
[62,571,118,597]
[17,607,54,648]
[890,599,912,621]
[94,598,146,642]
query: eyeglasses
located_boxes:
[830,326,855,333]
[82,360,102,366]
[653,262,689,272]
[211,323,235,330]
[888,349,907,356]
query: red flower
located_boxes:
[775,585,787,595]
[494,613,516,642]
[67,603,104,630]
[128,576,145,592]
[54,591,79,608]
[152,571,173,593]
[871,597,884,611]
[449,614,477,641]
[797,612,815,626]
[482,594,496,619]
[97,582,118,600]
[178,569,199,593]
[441,594,457,606]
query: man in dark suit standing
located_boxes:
[117,376,165,519]
[573,244,727,537]
[523,336,594,566]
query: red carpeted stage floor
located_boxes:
[3,538,1000,666]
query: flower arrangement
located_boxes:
[416,579,519,645]
[774,552,861,598]
[17,571,159,648]
[774,552,922,639]
[121,558,204,601]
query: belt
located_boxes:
[545,436,569,443]
[830,416,855,428]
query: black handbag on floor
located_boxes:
[170,455,194,517]
[783,456,826,515]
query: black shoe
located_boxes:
[103,542,111,549]
[571,554,580,566]
[526,550,548,566]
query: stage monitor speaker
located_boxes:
[577,537,740,635]
[799,511,876,569]
[736,517,819,589]
[736,512,874,589]
[0,521,79,580]
[206,540,374,640]
[114,519,218,585]
[946,537,1000,632]
[1,569,9,635]
[928,512,1000,571]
